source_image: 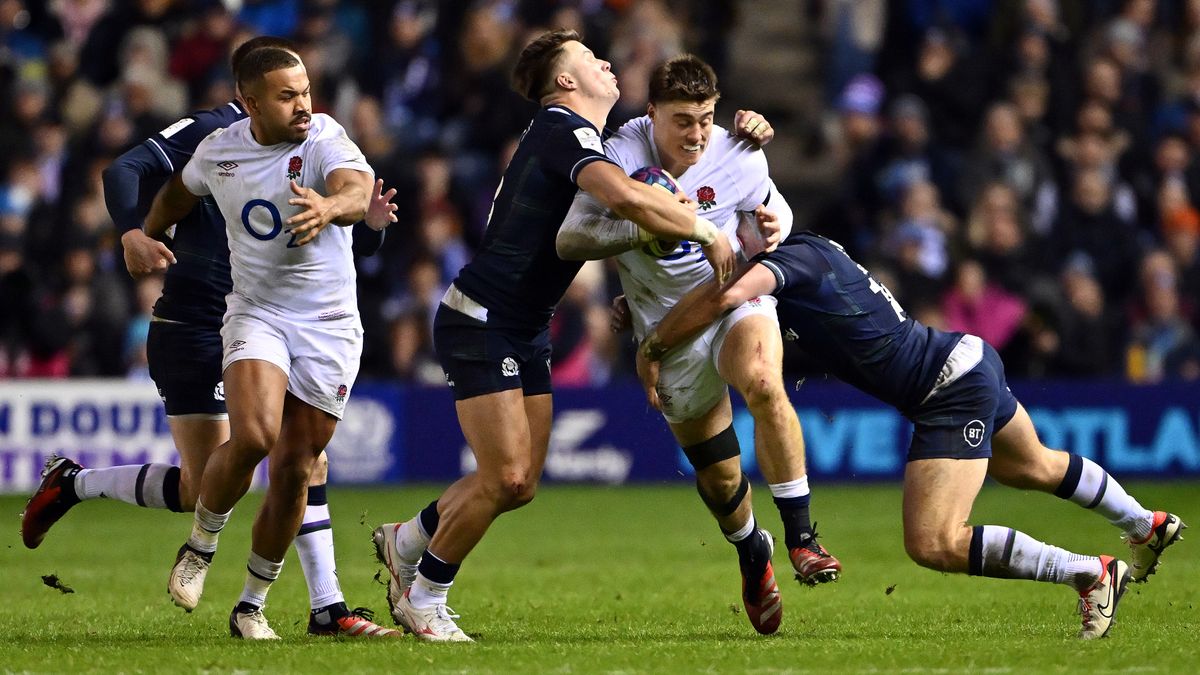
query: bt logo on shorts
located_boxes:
[963,420,986,448]
[213,382,225,402]
[501,357,520,377]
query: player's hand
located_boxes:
[702,231,736,285]
[610,295,632,333]
[755,205,782,253]
[365,178,398,231]
[121,228,176,278]
[732,110,774,146]
[635,343,663,411]
[286,180,336,246]
[678,193,697,210]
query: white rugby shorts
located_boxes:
[655,295,779,423]
[220,300,363,419]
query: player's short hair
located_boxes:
[230,35,298,75]
[512,29,581,102]
[649,55,720,105]
[236,47,302,94]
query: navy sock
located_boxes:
[774,494,813,549]
[417,552,460,585]
[418,499,440,537]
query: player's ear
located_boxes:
[555,71,576,92]
[647,103,657,120]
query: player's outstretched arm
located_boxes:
[575,160,735,282]
[557,191,654,260]
[145,173,201,241]
[103,144,177,277]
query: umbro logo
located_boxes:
[217,160,238,177]
[229,340,247,353]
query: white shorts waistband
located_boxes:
[441,283,489,323]
[921,334,984,405]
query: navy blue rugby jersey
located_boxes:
[453,105,616,329]
[757,233,963,413]
[143,101,246,326]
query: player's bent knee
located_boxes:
[737,367,786,412]
[268,457,314,492]
[904,530,968,572]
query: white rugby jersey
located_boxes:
[181,114,372,328]
[603,116,774,338]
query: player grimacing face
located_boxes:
[559,40,619,102]
[648,98,716,174]
[245,64,313,145]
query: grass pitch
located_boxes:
[1,482,1197,673]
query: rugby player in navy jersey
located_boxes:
[633,232,1186,639]
[21,36,400,639]
[370,29,752,642]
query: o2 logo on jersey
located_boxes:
[641,239,706,262]
[241,199,302,248]
[963,420,986,448]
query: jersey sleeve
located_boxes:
[541,119,616,185]
[180,134,214,197]
[756,243,818,295]
[144,108,230,174]
[603,119,652,174]
[735,145,772,212]
[314,117,374,179]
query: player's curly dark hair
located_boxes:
[235,47,302,94]
[230,36,299,75]
[649,55,720,105]
[512,29,581,102]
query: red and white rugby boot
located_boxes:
[308,606,402,638]
[1126,511,1186,582]
[789,526,842,585]
[20,455,83,549]
[1078,556,1130,639]
[740,528,783,635]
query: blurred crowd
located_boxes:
[0,0,1196,387]
[807,0,1200,383]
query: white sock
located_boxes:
[768,476,810,499]
[972,525,1102,591]
[724,514,756,543]
[1059,455,1154,540]
[74,464,178,509]
[188,500,230,554]
[239,551,284,608]
[295,502,343,610]
[408,571,452,609]
[395,517,430,564]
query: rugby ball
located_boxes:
[630,166,681,256]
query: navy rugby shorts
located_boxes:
[907,336,1019,461]
[433,298,552,401]
[146,320,227,416]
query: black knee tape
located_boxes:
[698,472,750,517]
[682,425,741,471]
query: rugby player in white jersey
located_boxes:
[22,37,398,639]
[143,46,391,639]
[555,55,841,635]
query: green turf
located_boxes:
[1,482,1197,673]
